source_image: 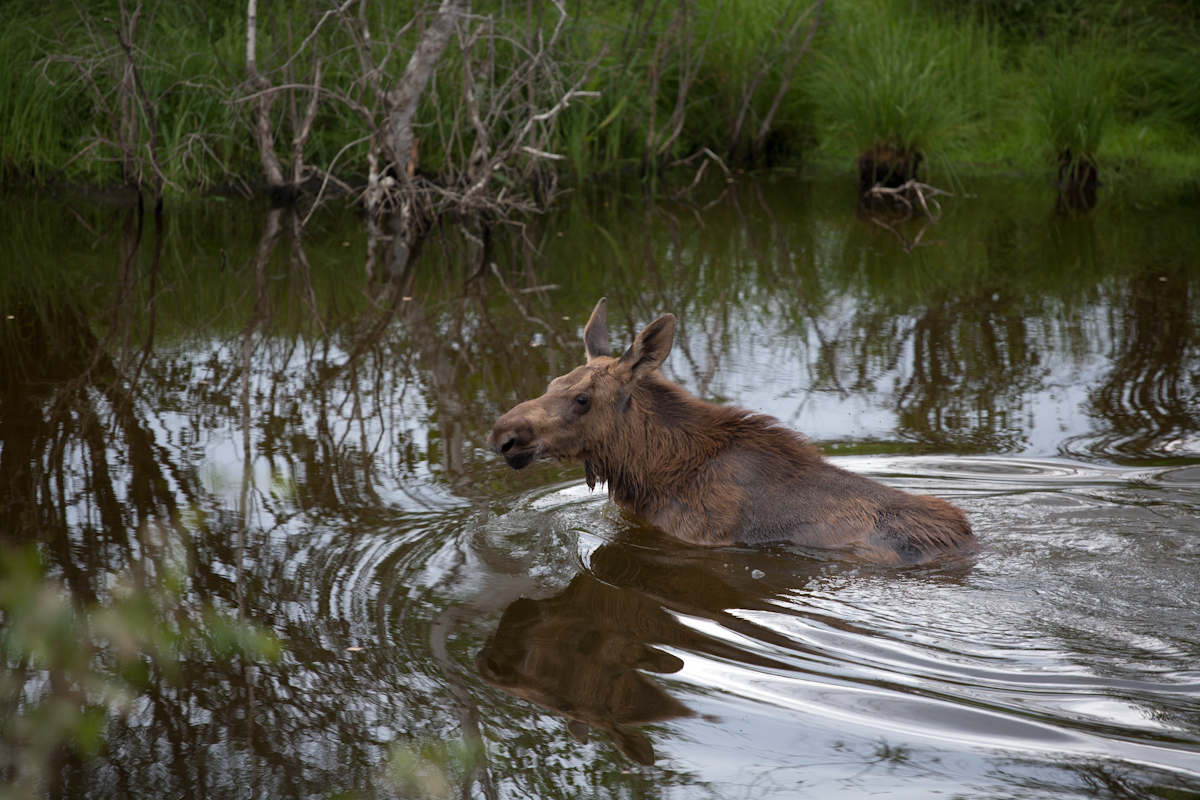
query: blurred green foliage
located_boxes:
[0,542,281,799]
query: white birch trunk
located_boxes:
[246,0,287,190]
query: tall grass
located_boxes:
[806,0,1003,188]
[1029,37,1123,173]
[811,0,1000,177]
[0,18,81,182]
[1,0,1198,193]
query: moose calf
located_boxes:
[488,299,976,564]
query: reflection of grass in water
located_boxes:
[0,199,372,342]
[2,178,1198,461]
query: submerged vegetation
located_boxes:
[1,0,1198,202]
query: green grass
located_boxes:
[0,17,83,182]
[1028,38,1120,175]
[1,0,1199,194]
[811,0,1000,169]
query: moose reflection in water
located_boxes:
[474,572,695,767]
[474,530,973,766]
[475,535,824,766]
[489,299,976,564]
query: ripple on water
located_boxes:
[1154,464,1200,486]
[462,458,1200,795]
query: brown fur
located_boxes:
[488,299,977,565]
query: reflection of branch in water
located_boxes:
[288,210,328,337]
[1078,270,1200,459]
[860,180,955,256]
[489,262,569,351]
[863,210,942,255]
[754,182,850,400]
[127,211,165,390]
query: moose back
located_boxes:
[488,299,976,564]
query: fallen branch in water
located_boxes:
[671,147,732,201]
[862,179,954,222]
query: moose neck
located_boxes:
[583,376,743,510]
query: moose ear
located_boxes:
[583,298,610,361]
[616,313,676,380]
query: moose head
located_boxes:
[488,298,674,485]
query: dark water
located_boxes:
[2,177,1199,798]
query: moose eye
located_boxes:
[575,394,589,407]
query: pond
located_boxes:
[1,175,1199,798]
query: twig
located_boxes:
[753,0,824,156]
[863,179,954,222]
[670,147,732,176]
[521,146,565,161]
[275,0,358,76]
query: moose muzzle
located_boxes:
[488,413,538,470]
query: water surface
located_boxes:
[1,177,1198,798]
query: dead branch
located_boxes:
[647,0,725,163]
[728,0,804,154]
[670,147,732,176]
[753,0,823,157]
[379,0,469,182]
[302,135,373,226]
[112,5,166,206]
[246,0,287,192]
[289,61,323,186]
[862,179,955,222]
[276,0,358,77]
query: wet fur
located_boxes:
[489,299,976,565]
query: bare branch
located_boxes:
[753,0,824,157]
[275,0,358,76]
[521,146,566,161]
[379,0,469,177]
[246,0,286,189]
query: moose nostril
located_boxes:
[499,435,516,453]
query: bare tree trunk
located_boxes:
[246,0,287,194]
[290,63,322,187]
[378,0,469,180]
[752,0,823,159]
